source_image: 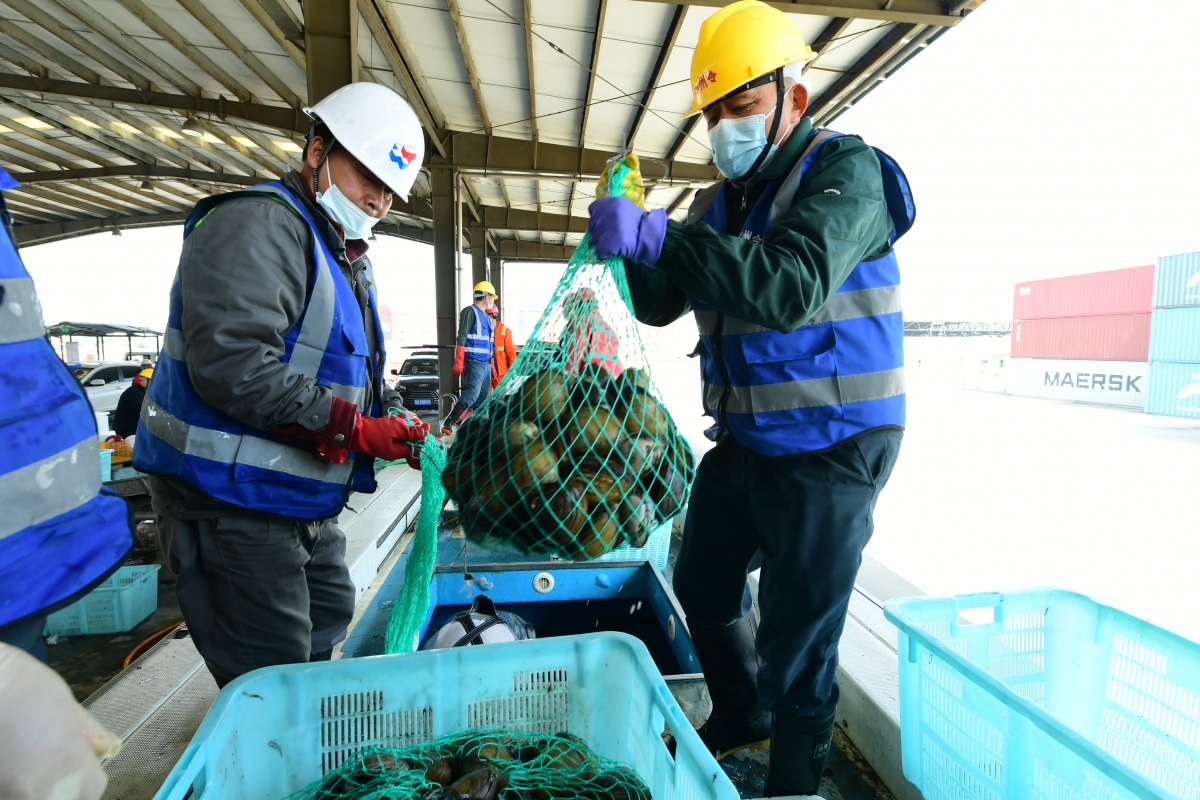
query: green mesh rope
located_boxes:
[441,155,695,561]
[377,413,448,655]
[288,730,651,800]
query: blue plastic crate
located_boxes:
[155,632,736,800]
[885,589,1200,800]
[44,564,160,636]
[595,519,673,571]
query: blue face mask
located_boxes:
[316,161,381,240]
[708,106,796,180]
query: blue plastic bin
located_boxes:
[44,564,160,636]
[596,519,673,571]
[885,589,1200,800]
[154,632,736,800]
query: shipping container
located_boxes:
[1153,251,1200,309]
[1012,265,1154,320]
[1146,362,1200,418]
[1148,307,1200,363]
[1009,314,1151,361]
[1007,359,1147,408]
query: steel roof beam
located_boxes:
[0,38,48,78]
[0,113,115,167]
[19,184,122,217]
[358,0,445,146]
[627,3,685,150]
[131,110,259,175]
[496,239,573,261]
[5,191,73,220]
[665,114,700,162]
[76,179,185,214]
[0,19,101,85]
[194,117,282,177]
[3,98,188,170]
[806,23,914,120]
[666,186,694,216]
[806,16,853,69]
[629,0,962,26]
[14,210,188,245]
[238,0,305,71]
[446,0,491,134]
[437,130,719,184]
[818,24,938,125]
[114,0,257,104]
[304,0,357,106]
[49,0,202,96]
[522,0,536,140]
[578,0,608,148]
[0,134,76,168]
[0,74,309,132]
[12,165,264,186]
[0,145,49,172]
[0,0,154,91]
[175,0,304,108]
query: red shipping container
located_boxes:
[1012,265,1154,319]
[1010,314,1151,361]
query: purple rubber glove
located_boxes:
[587,196,668,266]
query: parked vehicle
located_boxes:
[76,361,143,414]
[391,350,440,412]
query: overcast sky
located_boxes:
[21,0,1200,331]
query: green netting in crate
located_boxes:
[440,155,695,561]
[291,730,651,800]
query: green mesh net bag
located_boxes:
[440,155,695,560]
[289,730,651,800]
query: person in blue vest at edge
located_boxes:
[586,2,913,796]
[0,165,131,799]
[441,280,497,435]
[132,82,430,688]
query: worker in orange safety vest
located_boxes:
[486,305,515,389]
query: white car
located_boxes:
[74,362,144,414]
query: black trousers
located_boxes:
[151,477,356,688]
[673,428,902,720]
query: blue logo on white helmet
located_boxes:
[389,143,417,170]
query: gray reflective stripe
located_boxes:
[0,277,46,345]
[804,285,902,325]
[693,285,901,337]
[250,184,336,379]
[0,437,101,541]
[704,367,905,415]
[329,382,365,406]
[770,130,842,224]
[163,326,185,360]
[140,397,354,484]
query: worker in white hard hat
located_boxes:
[442,280,497,433]
[585,1,915,795]
[133,82,429,687]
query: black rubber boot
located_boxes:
[691,613,773,760]
[764,711,836,798]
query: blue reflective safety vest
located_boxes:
[464,304,494,361]
[689,130,915,457]
[133,181,386,519]
[0,167,132,629]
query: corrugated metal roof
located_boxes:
[0,0,985,252]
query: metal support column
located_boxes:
[489,255,504,319]
[470,227,487,289]
[304,0,358,105]
[432,166,457,396]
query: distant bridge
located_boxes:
[904,321,1011,337]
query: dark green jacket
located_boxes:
[626,118,894,333]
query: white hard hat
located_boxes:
[303,83,425,201]
[421,596,535,649]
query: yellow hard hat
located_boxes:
[473,280,497,297]
[139,368,154,380]
[684,0,815,118]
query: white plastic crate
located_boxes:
[155,633,736,800]
[44,564,159,636]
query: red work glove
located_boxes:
[351,414,430,462]
[452,345,465,377]
[273,396,359,454]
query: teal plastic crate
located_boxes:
[44,564,159,636]
[99,448,112,482]
[154,632,736,800]
[595,519,673,571]
[885,589,1200,800]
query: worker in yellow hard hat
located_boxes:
[444,280,498,433]
[586,1,916,795]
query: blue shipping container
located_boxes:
[1146,362,1200,418]
[1154,251,1200,309]
[1148,307,1200,362]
